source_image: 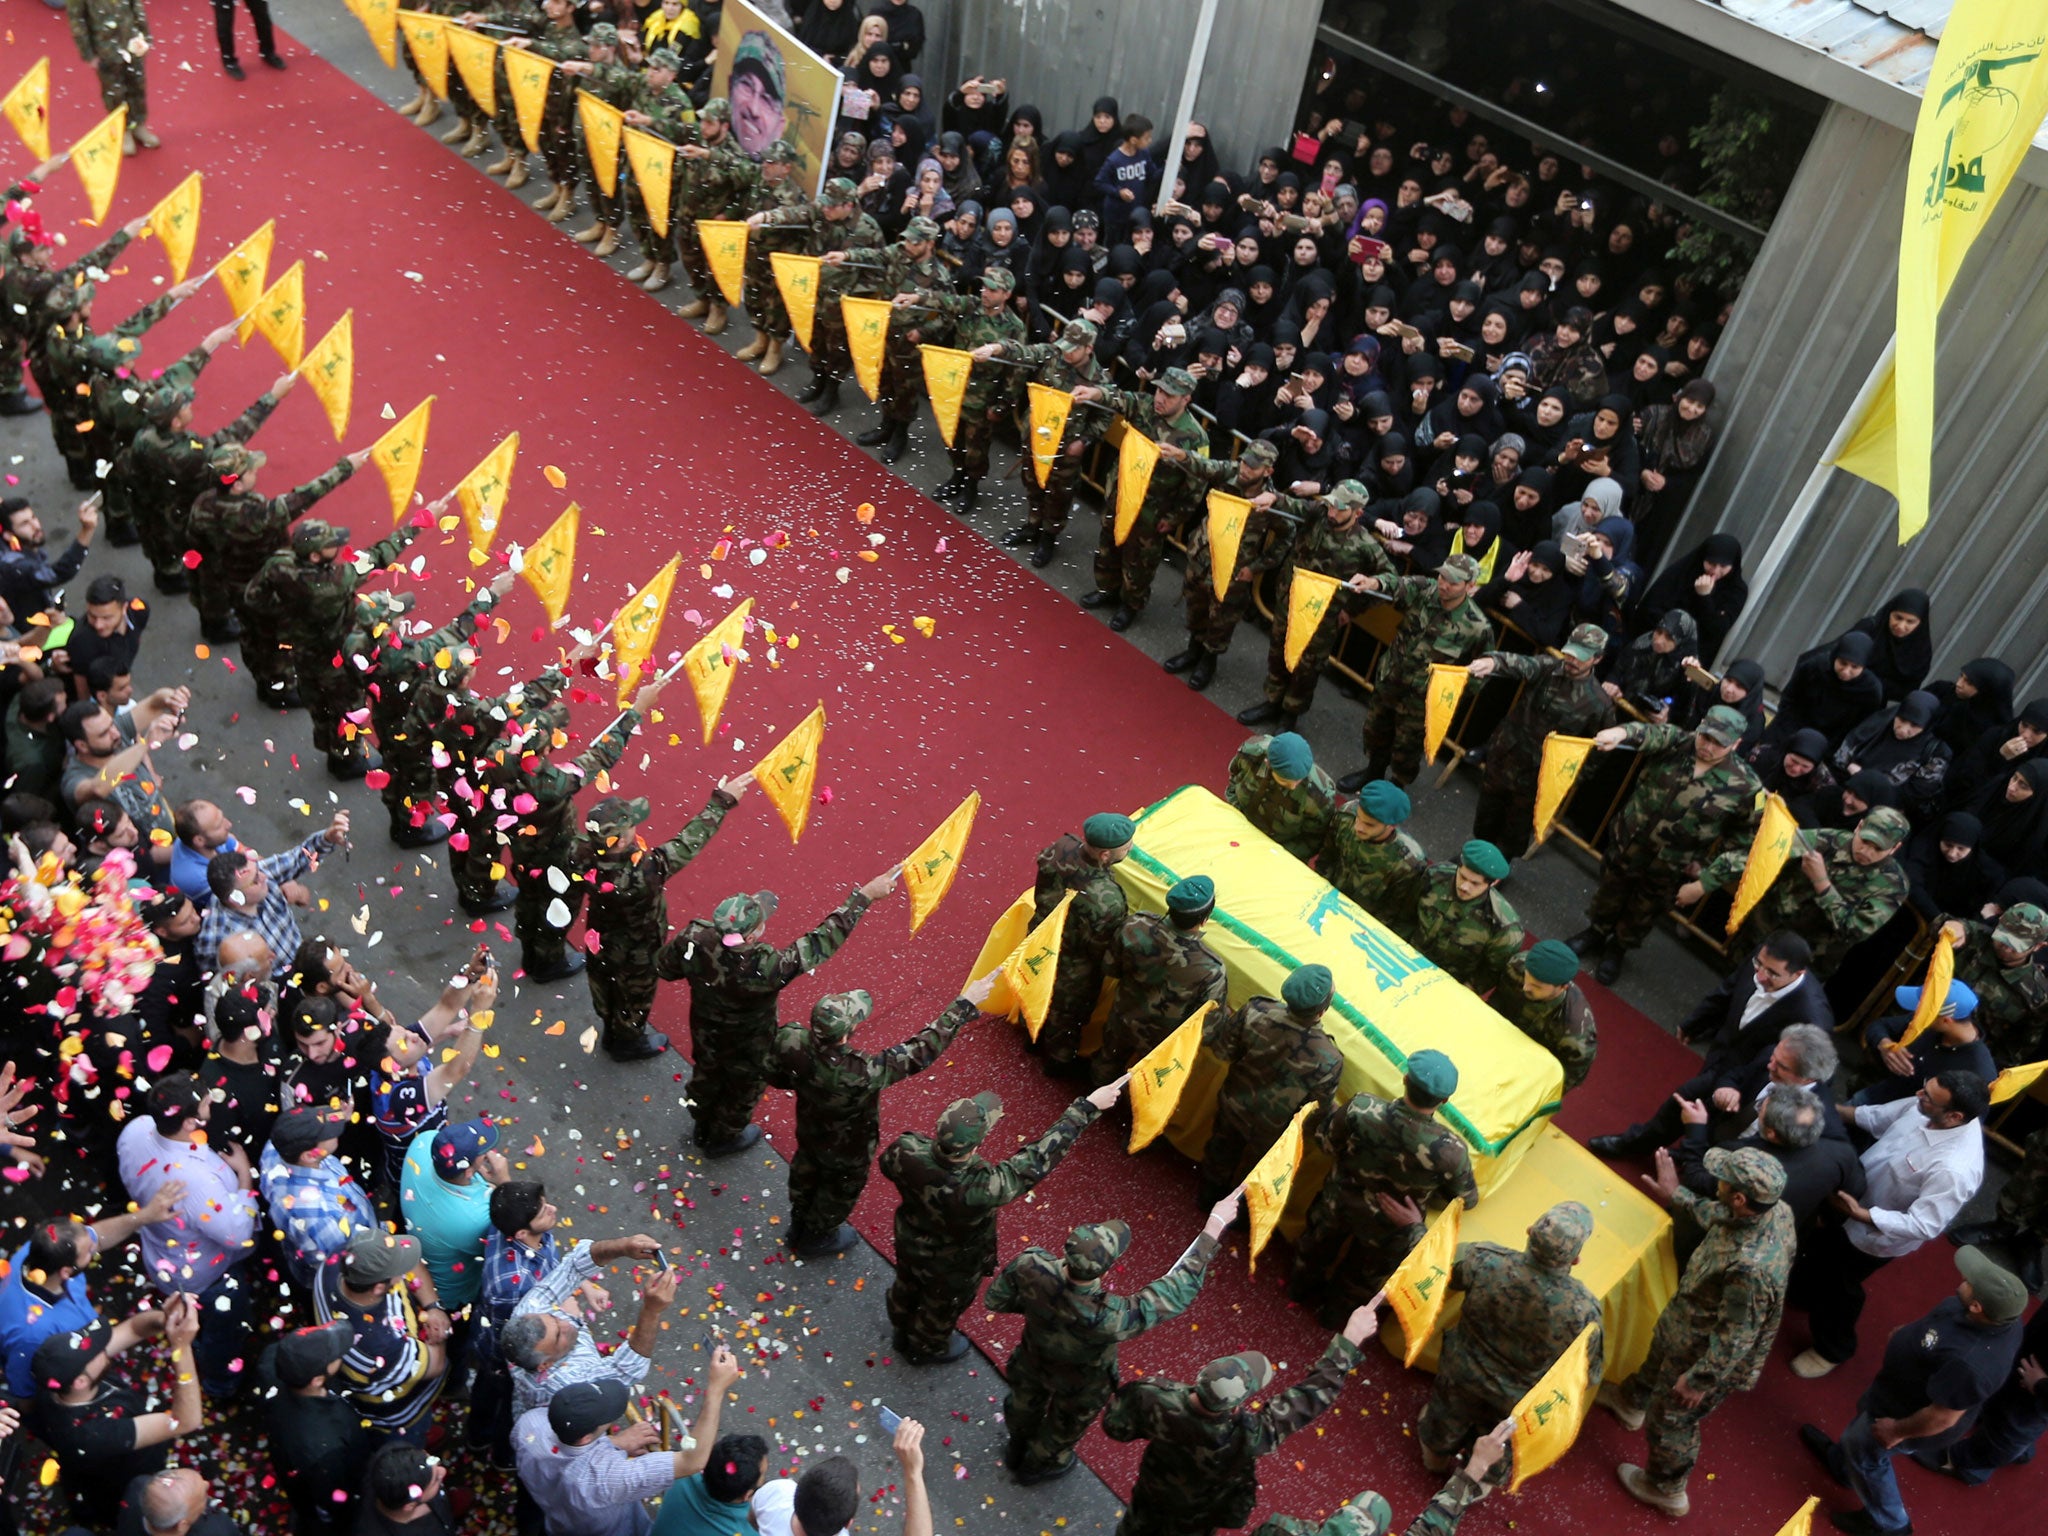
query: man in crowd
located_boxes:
[264,1319,376,1531]
[1668,1083,1865,1264]
[499,1230,670,1414]
[260,1104,374,1287]
[400,1119,508,1327]
[311,1229,452,1441]
[1938,901,2048,1065]
[1856,978,1994,1106]
[0,494,98,624]
[195,808,351,974]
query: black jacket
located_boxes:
[1677,967,1835,1082]
[1674,1125,1866,1232]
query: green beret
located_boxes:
[712,890,778,935]
[1156,366,1197,397]
[934,1091,1001,1153]
[1266,731,1314,780]
[1357,780,1410,824]
[1697,704,1749,746]
[1856,805,1910,850]
[1082,813,1134,850]
[1238,438,1278,467]
[1194,1351,1274,1411]
[1327,479,1368,510]
[586,21,619,46]
[699,97,731,123]
[904,215,941,241]
[1460,839,1509,880]
[810,989,872,1042]
[290,518,349,557]
[582,795,651,850]
[1166,875,1215,916]
[1525,1201,1592,1268]
[1057,317,1098,347]
[1281,963,1334,1013]
[1062,1219,1130,1281]
[1703,1145,1785,1205]
[820,176,859,207]
[1405,1048,1459,1100]
[646,47,682,72]
[980,265,1017,293]
[763,137,798,165]
[1523,939,1580,986]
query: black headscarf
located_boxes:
[1080,96,1122,174]
[1902,811,2005,921]
[1849,588,1935,701]
[1493,538,1575,649]
[1945,696,2048,813]
[794,0,862,60]
[1974,759,2048,876]
[1754,726,1839,827]
[1813,768,1902,833]
[1831,690,1947,783]
[1634,531,1747,664]
[1928,658,2017,753]
[1770,632,1887,751]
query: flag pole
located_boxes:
[600,650,692,737]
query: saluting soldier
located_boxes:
[1225,731,1335,861]
[879,1079,1121,1365]
[1071,371,1210,632]
[843,217,954,464]
[1336,552,1491,793]
[1095,875,1229,1084]
[436,658,579,915]
[923,268,1028,515]
[1252,1427,1514,1536]
[748,177,884,415]
[1400,840,1523,998]
[618,48,697,295]
[561,24,639,256]
[1493,940,1598,1092]
[34,273,204,491]
[668,98,754,309]
[656,872,899,1155]
[1316,780,1429,929]
[1195,964,1343,1206]
[503,0,587,221]
[732,139,809,375]
[989,1191,1239,1485]
[1030,812,1134,1077]
[1463,622,1617,859]
[243,511,418,729]
[0,201,137,421]
[94,320,236,555]
[129,372,295,597]
[768,977,990,1258]
[980,318,1114,568]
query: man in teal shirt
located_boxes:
[649,1432,769,1535]
[399,1119,507,1311]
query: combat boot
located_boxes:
[642,265,670,293]
[954,478,980,516]
[676,296,709,320]
[485,152,516,176]
[793,370,827,403]
[399,88,429,119]
[791,1224,859,1258]
[440,116,471,145]
[545,193,576,225]
[1030,532,1057,568]
[757,336,785,374]
[504,160,528,190]
[807,379,842,415]
[932,469,968,502]
[702,302,729,334]
[327,747,382,781]
[416,96,443,130]
[573,221,607,244]
[603,1025,668,1062]
[696,1124,762,1156]
[1162,647,1198,674]
[999,525,1034,548]
[627,260,656,283]
[1615,1467,1687,1517]
[856,423,893,447]
[461,126,491,159]
[734,333,769,362]
[134,127,161,150]
[461,880,518,917]
[1186,651,1217,690]
[592,227,620,257]
[390,810,452,849]
[881,422,910,462]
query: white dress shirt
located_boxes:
[513,1406,671,1536]
[1847,1095,1984,1259]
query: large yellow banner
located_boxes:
[1283,567,1341,673]
[217,221,275,341]
[455,432,520,557]
[357,0,401,69]
[370,395,434,523]
[1386,1201,1461,1365]
[611,555,681,707]
[501,48,554,153]
[397,12,452,98]
[577,90,626,197]
[623,128,676,237]
[1727,791,1802,936]
[1509,1322,1597,1489]
[1114,428,1160,545]
[771,252,822,348]
[682,599,753,742]
[252,261,307,370]
[1533,734,1596,844]
[698,220,749,305]
[148,173,202,285]
[1,58,51,162]
[519,502,578,624]
[1206,490,1251,602]
[918,345,971,446]
[69,108,125,224]
[754,705,825,843]
[1128,1003,1211,1152]
[297,310,354,441]
[1245,1101,1315,1272]
[1423,664,1470,764]
[1025,383,1074,486]
[841,297,892,401]
[904,791,980,934]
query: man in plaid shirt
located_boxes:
[472,1180,563,1462]
[499,1232,673,1416]
[260,1106,376,1287]
[196,809,351,975]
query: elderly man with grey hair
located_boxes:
[1670,1082,1867,1265]
[1704,1023,1846,1145]
[118,1466,239,1535]
[499,1231,674,1414]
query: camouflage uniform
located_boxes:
[482,3,547,171]
[753,198,884,388]
[66,0,149,131]
[1402,864,1523,997]
[576,51,642,234]
[1090,383,1210,613]
[1030,833,1130,1071]
[1254,1476,1486,1536]
[991,330,1113,540]
[1259,499,1397,716]
[1196,996,1343,1205]
[525,20,587,194]
[926,282,1027,481]
[1316,810,1429,930]
[843,237,955,425]
[1290,1092,1479,1326]
[1175,451,1316,657]
[1583,721,1762,956]
[1358,573,1492,786]
[987,1223,1221,1481]
[34,287,179,487]
[1468,649,1615,858]
[1994,1129,2048,1247]
[128,384,283,595]
[92,337,212,550]
[1696,822,1908,978]
[1493,951,1598,1090]
[1095,912,1229,1083]
[738,159,809,342]
[624,76,699,273]
[768,993,975,1250]
[1103,1333,1365,1536]
[1950,916,2048,1064]
[669,118,753,300]
[187,454,355,675]
[1226,734,1336,860]
[655,888,874,1149]
[438,665,573,910]
[879,1093,1103,1360]
[1,227,132,417]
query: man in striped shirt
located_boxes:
[311,1228,451,1441]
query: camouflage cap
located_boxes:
[810,989,873,1042]
[586,21,620,46]
[699,97,732,123]
[1322,1494,1395,1536]
[44,278,94,313]
[1405,1048,1459,1100]
[1057,317,1098,348]
[81,334,128,371]
[1155,366,1197,397]
[1327,479,1368,511]
[934,1091,1002,1153]
[1995,900,2048,949]
[1166,875,1215,916]
[1062,1219,1131,1281]
[1696,704,1749,746]
[582,795,651,848]
[143,384,193,425]
[1281,963,1334,1013]
[355,588,415,623]
[291,518,349,556]
[712,890,779,935]
[1704,1145,1786,1205]
[206,444,265,481]
[1238,438,1278,468]
[1194,1351,1274,1412]
[820,176,859,207]
[763,137,799,165]
[731,30,786,102]
[1525,1200,1593,1268]
[1460,839,1509,880]
[1437,553,1482,585]
[646,47,683,72]
[904,215,941,241]
[1561,622,1608,662]
[980,265,1018,293]
[1855,805,1910,850]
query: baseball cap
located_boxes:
[1704,1145,1785,1206]
[934,1092,1002,1153]
[1956,1245,2029,1323]
[712,891,778,935]
[342,1229,420,1287]
[549,1378,631,1441]
[431,1119,500,1179]
[32,1320,109,1391]
[1893,978,1979,1020]
[1437,553,1481,584]
[271,1105,344,1162]
[1561,623,1607,662]
[275,1320,354,1388]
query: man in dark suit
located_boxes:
[1710,1024,1848,1145]
[1590,930,1833,1157]
[1669,1082,1866,1261]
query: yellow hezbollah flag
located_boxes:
[1898,929,1957,1047]
[576,90,626,197]
[698,220,749,306]
[1206,490,1251,602]
[1423,664,1470,764]
[445,27,498,116]
[623,128,675,237]
[297,310,354,441]
[1001,892,1073,1043]
[1025,382,1074,486]
[1727,792,1804,936]
[397,12,452,98]
[771,252,822,348]
[753,704,825,843]
[1991,1058,2048,1104]
[501,48,554,152]
[519,502,579,624]
[370,395,434,522]
[1,58,51,162]
[147,172,202,285]
[612,555,682,707]
[1830,5,2048,544]
[1283,567,1342,673]
[842,297,892,402]
[252,260,306,369]
[682,598,753,742]
[356,0,402,69]
[68,108,125,225]
[1245,1100,1316,1272]
[455,432,520,556]
[216,220,275,342]
[1386,1201,1461,1366]
[1770,1497,1820,1536]
[904,791,981,933]
[1508,1321,1597,1490]
[919,344,973,447]
[1533,734,1596,844]
[1114,429,1160,545]
[1129,1003,1211,1153]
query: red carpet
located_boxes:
[12,9,2039,1532]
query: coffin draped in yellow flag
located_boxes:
[1128,1003,1211,1152]
[1991,1058,2048,1104]
[698,220,749,306]
[518,503,579,624]
[1897,929,1956,1047]
[1025,383,1074,486]
[681,599,753,742]
[1,58,51,162]
[252,261,307,369]
[68,108,125,225]
[455,432,519,557]
[904,791,980,933]
[841,297,893,402]
[611,555,681,708]
[370,396,434,522]
[753,705,826,843]
[771,252,822,349]
[623,128,675,238]
[1283,567,1342,673]
[397,12,452,99]
[1245,1100,1316,1272]
[1508,1321,1597,1490]
[147,173,202,285]
[501,48,554,152]
[1533,734,1596,844]
[919,345,972,448]
[297,310,355,441]
[1000,892,1073,1043]
[1206,490,1251,602]
[445,27,498,116]
[1727,791,1803,936]
[577,91,626,198]
[1423,664,1470,764]
[356,0,402,69]
[217,221,275,342]
[1386,1201,1461,1365]
[1113,428,1160,545]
